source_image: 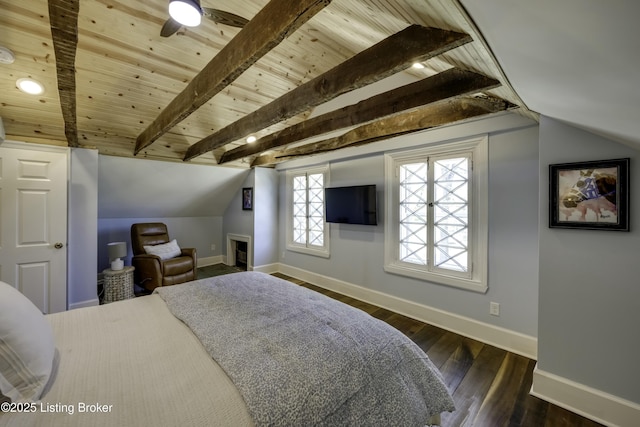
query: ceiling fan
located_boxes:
[161,0,249,37]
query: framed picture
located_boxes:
[242,187,253,211]
[549,158,629,231]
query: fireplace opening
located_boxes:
[235,240,248,271]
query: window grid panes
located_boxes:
[307,173,324,247]
[292,173,324,247]
[293,176,307,244]
[399,162,428,265]
[432,157,469,272]
[398,156,470,273]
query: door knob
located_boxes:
[54,242,64,249]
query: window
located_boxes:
[286,166,330,257]
[384,136,488,292]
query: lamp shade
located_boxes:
[107,242,127,260]
[169,0,202,27]
[107,242,127,271]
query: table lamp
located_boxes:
[107,242,127,271]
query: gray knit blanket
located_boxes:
[155,272,455,426]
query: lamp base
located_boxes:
[110,258,124,271]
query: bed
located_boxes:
[0,271,455,426]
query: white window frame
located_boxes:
[285,165,330,258]
[384,136,488,293]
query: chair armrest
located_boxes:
[181,247,197,260]
[131,254,163,291]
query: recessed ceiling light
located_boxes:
[0,46,15,65]
[412,62,425,69]
[16,78,44,95]
[246,135,257,143]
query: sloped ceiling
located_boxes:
[460,0,640,149]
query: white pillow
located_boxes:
[144,239,181,260]
[0,281,55,402]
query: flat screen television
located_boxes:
[325,185,377,225]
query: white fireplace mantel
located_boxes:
[226,233,252,270]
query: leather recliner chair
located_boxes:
[131,223,197,292]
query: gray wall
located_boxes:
[278,115,540,337]
[254,167,280,268]
[219,167,279,268]
[68,148,99,307]
[98,155,248,218]
[222,169,255,263]
[537,116,640,403]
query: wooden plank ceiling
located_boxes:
[1,0,533,167]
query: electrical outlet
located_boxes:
[282,251,286,259]
[210,244,216,251]
[490,302,500,316]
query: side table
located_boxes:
[102,266,135,304]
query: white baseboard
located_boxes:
[69,298,99,310]
[531,367,640,427]
[277,263,537,360]
[253,263,280,274]
[197,255,224,267]
[277,263,640,426]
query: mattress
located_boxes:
[0,295,253,427]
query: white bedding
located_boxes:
[0,295,253,427]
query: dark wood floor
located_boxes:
[271,272,604,427]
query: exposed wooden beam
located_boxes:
[48,0,80,147]
[184,25,472,161]
[252,96,514,166]
[134,0,332,155]
[219,68,499,164]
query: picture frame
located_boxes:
[549,158,629,231]
[242,187,253,211]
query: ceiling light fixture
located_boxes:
[412,62,425,69]
[0,46,15,65]
[169,0,203,27]
[246,135,257,144]
[16,78,44,95]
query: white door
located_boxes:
[0,144,68,313]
